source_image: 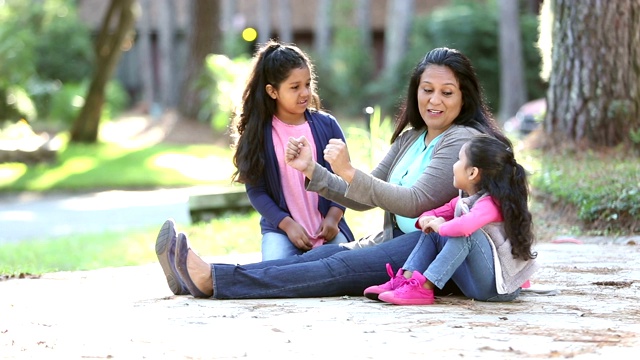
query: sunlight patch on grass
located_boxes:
[0,163,26,186]
[152,153,235,182]
[27,157,97,190]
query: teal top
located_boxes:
[388,131,444,233]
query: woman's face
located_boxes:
[417,65,463,136]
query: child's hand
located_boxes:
[282,219,313,251]
[418,216,437,233]
[424,217,446,233]
[285,136,314,177]
[316,218,339,243]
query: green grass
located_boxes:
[527,146,639,235]
[0,135,237,192]
[0,205,383,277]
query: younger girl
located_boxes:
[231,40,354,261]
[366,134,539,305]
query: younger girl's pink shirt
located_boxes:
[271,116,324,247]
[416,196,503,237]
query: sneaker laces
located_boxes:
[385,263,408,289]
[385,263,395,278]
[395,278,421,292]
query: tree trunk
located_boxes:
[157,0,176,108]
[137,0,155,112]
[498,0,527,123]
[382,0,414,79]
[178,0,220,120]
[257,0,271,45]
[221,0,238,56]
[314,0,332,55]
[70,0,137,143]
[277,0,292,43]
[544,0,640,149]
[356,0,372,51]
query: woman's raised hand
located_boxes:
[323,139,356,183]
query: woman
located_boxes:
[156,47,508,299]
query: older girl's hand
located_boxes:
[323,139,355,183]
[285,136,315,179]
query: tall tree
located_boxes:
[158,0,176,108]
[543,0,640,149]
[497,0,527,123]
[179,0,221,120]
[382,0,414,79]
[356,0,372,51]
[314,0,332,55]
[277,0,293,43]
[257,0,271,45]
[137,0,154,112]
[70,0,137,143]
[221,0,239,57]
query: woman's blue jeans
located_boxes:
[211,230,423,299]
[403,230,520,302]
[261,231,349,261]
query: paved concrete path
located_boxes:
[0,187,230,243]
[1,240,639,359]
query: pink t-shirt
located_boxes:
[272,116,324,247]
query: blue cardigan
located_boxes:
[245,109,355,242]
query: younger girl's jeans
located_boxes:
[403,230,520,302]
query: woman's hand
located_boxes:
[285,136,315,179]
[323,139,356,183]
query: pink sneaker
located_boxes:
[363,263,407,301]
[378,271,434,305]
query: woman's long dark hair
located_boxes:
[390,47,506,145]
[231,40,320,185]
[466,134,537,260]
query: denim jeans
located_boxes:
[211,230,423,299]
[403,230,520,302]
[261,231,349,261]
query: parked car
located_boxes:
[503,98,546,136]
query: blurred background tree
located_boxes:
[539,0,640,150]
[70,0,136,143]
[5,0,639,154]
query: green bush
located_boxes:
[48,80,129,126]
[0,0,94,123]
[197,54,252,130]
[313,2,375,117]
[34,6,93,83]
[530,148,640,235]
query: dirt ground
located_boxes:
[1,238,640,359]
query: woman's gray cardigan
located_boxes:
[306,124,481,248]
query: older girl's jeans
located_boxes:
[403,230,520,302]
[211,230,422,299]
[261,231,349,261]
